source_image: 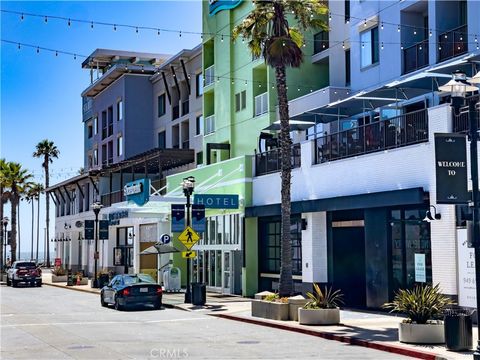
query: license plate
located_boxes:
[139,288,148,293]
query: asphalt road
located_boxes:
[0,284,414,360]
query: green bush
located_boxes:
[382,284,454,324]
[304,284,343,309]
[52,266,66,276]
[263,293,288,303]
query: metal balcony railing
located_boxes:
[255,92,268,117]
[255,143,301,176]
[438,24,468,62]
[403,39,429,74]
[453,95,480,134]
[205,65,215,87]
[314,109,429,164]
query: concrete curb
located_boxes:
[211,313,447,360]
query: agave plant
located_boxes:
[304,284,344,309]
[382,284,454,324]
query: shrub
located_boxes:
[382,284,454,324]
[304,284,344,309]
[52,266,66,276]
[264,293,288,303]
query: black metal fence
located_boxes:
[403,39,429,74]
[255,143,301,176]
[453,95,480,134]
[438,24,468,62]
[314,109,428,164]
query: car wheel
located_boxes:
[153,299,162,310]
[114,296,124,311]
[12,279,17,288]
[6,277,11,286]
[36,280,42,287]
[100,293,108,307]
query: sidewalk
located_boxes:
[40,275,475,360]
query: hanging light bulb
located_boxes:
[444,34,448,39]
[221,34,224,42]
[310,89,313,93]
[419,44,422,50]
[200,33,203,39]
[157,29,160,35]
[74,54,77,60]
[242,37,245,44]
[329,12,332,21]
[36,47,39,53]
[475,35,478,43]
[114,24,117,31]
[17,43,20,49]
[362,42,365,49]
[381,42,384,50]
[20,13,24,21]
[342,41,345,49]
[413,28,417,35]
[68,18,71,26]
[297,87,300,92]
[364,19,367,27]
[231,80,234,85]
[91,21,94,29]
[44,16,48,23]
[429,29,432,37]
[179,31,182,38]
[55,51,58,56]
[136,27,139,34]
[259,83,262,87]
[381,22,384,30]
[245,80,247,86]
[397,25,400,32]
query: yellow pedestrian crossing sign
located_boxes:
[182,250,197,259]
[178,226,200,250]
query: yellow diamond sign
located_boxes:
[178,226,200,250]
[182,250,197,259]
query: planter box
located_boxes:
[251,300,289,320]
[254,291,274,300]
[288,295,308,321]
[298,308,340,325]
[51,274,68,283]
[399,322,445,344]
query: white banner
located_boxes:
[414,253,426,283]
[457,229,476,307]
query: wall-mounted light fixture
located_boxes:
[423,205,442,222]
[301,218,308,230]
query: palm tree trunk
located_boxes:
[45,160,50,267]
[31,200,34,260]
[36,195,40,263]
[275,64,293,297]
[17,202,21,260]
[0,184,3,269]
[10,197,18,262]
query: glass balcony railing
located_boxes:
[205,65,215,87]
[438,24,468,62]
[403,39,429,74]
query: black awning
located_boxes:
[245,187,425,218]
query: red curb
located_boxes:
[212,313,443,360]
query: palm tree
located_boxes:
[0,159,10,268]
[1,162,33,262]
[31,183,44,263]
[26,183,43,261]
[33,140,59,267]
[233,0,328,297]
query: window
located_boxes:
[117,100,123,121]
[158,131,166,149]
[87,123,93,138]
[345,49,351,85]
[108,106,113,136]
[93,116,98,135]
[196,115,204,135]
[101,144,107,165]
[101,111,107,140]
[254,92,268,116]
[196,73,203,97]
[93,149,98,166]
[196,151,203,165]
[235,90,246,112]
[158,94,166,117]
[205,115,215,134]
[313,31,329,54]
[108,141,113,164]
[117,135,123,156]
[360,26,379,68]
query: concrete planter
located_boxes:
[398,322,445,344]
[288,296,308,321]
[251,300,289,320]
[51,274,68,283]
[298,308,340,325]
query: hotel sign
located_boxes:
[434,133,469,204]
[209,0,242,15]
[124,178,150,206]
[194,194,239,209]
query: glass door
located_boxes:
[223,251,231,294]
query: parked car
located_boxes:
[100,274,162,311]
[6,261,42,287]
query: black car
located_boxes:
[100,274,162,311]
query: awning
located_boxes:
[263,119,316,131]
[140,243,180,255]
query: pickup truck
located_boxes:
[6,261,42,287]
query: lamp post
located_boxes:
[1,217,9,271]
[440,70,480,359]
[91,202,103,288]
[182,176,195,303]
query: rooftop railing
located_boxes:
[255,143,301,176]
[314,109,428,164]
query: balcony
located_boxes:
[453,95,480,134]
[205,115,215,135]
[100,190,124,207]
[205,65,215,87]
[255,143,301,176]
[181,100,189,116]
[313,31,329,55]
[314,109,428,164]
[438,24,468,62]
[172,105,180,120]
[255,92,268,117]
[403,40,429,74]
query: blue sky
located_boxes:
[1,0,202,256]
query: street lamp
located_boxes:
[1,217,9,271]
[91,202,103,288]
[182,176,195,303]
[439,70,480,359]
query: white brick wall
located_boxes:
[301,212,328,283]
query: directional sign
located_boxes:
[159,233,171,244]
[182,250,197,259]
[178,226,200,250]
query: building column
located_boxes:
[301,211,328,293]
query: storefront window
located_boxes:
[216,216,223,244]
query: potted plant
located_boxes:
[383,284,454,344]
[298,284,343,325]
[51,266,67,282]
[252,293,289,320]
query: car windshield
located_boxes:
[123,274,155,285]
[16,262,36,269]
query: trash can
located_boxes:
[444,307,473,351]
[191,282,206,306]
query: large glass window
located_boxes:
[117,99,123,121]
[158,94,166,117]
[360,26,379,68]
[196,73,203,97]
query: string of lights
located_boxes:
[2,8,478,46]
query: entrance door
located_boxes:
[332,227,366,307]
[222,251,231,294]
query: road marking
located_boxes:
[0,317,211,328]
